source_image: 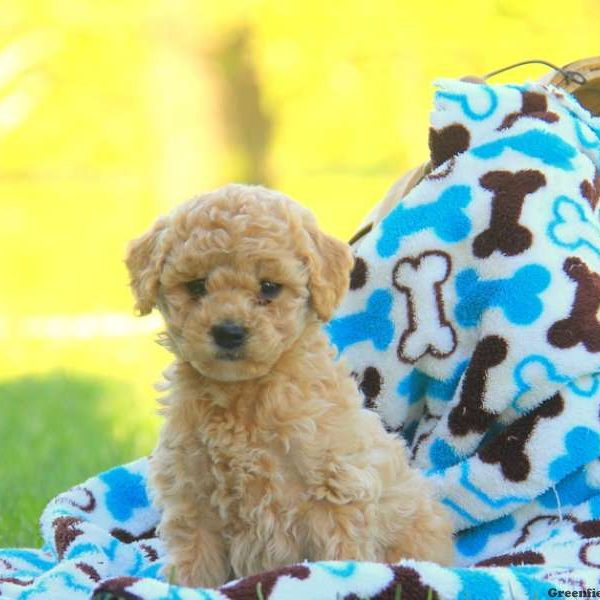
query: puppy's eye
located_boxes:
[259,280,282,300]
[185,278,207,297]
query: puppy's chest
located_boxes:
[198,419,303,522]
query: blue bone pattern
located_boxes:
[454,264,551,327]
[455,514,516,557]
[398,361,469,405]
[99,466,149,522]
[376,185,472,258]
[430,438,462,470]
[326,289,394,353]
[436,85,499,121]
[454,569,503,600]
[548,427,600,482]
[471,129,578,171]
[538,465,600,509]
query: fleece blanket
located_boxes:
[2,78,600,599]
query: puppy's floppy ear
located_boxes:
[125,217,170,315]
[304,218,354,322]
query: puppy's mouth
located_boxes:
[215,349,245,362]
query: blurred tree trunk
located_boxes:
[147,8,272,211]
[212,27,273,185]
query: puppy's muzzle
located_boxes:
[211,321,248,351]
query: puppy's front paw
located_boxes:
[166,559,227,589]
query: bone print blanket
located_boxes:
[2,79,600,600]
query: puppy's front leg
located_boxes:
[159,506,229,588]
[150,444,229,588]
[301,459,379,562]
[303,499,377,562]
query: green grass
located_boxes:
[0,372,157,548]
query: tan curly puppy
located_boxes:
[125,184,454,588]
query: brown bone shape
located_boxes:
[547,257,600,352]
[111,526,157,544]
[448,335,508,436]
[476,550,545,567]
[473,170,546,258]
[75,562,101,582]
[352,366,383,409]
[478,393,564,482]
[379,566,440,600]
[580,170,600,211]
[221,565,310,600]
[574,519,600,540]
[0,577,34,587]
[429,123,471,168]
[349,256,368,290]
[92,577,144,600]
[498,91,559,131]
[52,516,86,560]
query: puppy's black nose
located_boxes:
[211,321,248,350]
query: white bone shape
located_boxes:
[393,251,457,363]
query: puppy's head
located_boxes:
[125,184,353,382]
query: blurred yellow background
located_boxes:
[1,0,599,454]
